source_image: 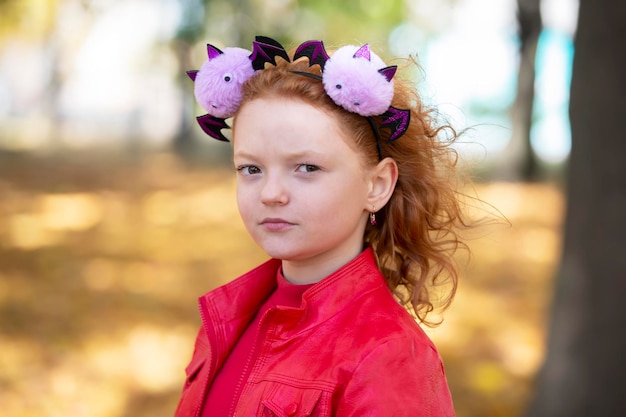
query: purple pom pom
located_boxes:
[322,45,395,116]
[193,47,255,118]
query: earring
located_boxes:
[369,211,376,226]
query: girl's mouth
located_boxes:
[260,218,295,231]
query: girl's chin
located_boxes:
[261,249,302,261]
[258,245,313,262]
[252,238,303,260]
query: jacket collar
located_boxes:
[299,248,385,320]
[198,248,387,351]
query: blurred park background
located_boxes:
[3,0,622,416]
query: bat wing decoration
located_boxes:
[380,106,411,142]
[294,40,330,70]
[250,36,290,70]
[196,114,231,142]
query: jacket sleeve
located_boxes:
[336,337,455,417]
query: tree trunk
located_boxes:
[172,39,196,156]
[526,1,626,416]
[494,0,542,181]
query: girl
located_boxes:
[176,36,469,416]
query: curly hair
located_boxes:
[235,53,472,326]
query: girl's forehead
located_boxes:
[239,96,326,116]
[235,97,342,136]
[233,98,365,161]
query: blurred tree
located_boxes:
[526,0,626,415]
[495,0,542,181]
[171,0,210,155]
[0,0,63,148]
[0,0,30,42]
[297,0,405,45]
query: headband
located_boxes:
[187,36,410,152]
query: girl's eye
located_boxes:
[297,164,319,173]
[237,165,261,175]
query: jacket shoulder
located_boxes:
[338,334,454,416]
[349,283,437,348]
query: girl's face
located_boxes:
[233,97,373,283]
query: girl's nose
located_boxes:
[260,175,289,205]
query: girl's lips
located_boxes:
[260,218,295,231]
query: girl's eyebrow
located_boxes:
[232,150,258,160]
[284,150,326,160]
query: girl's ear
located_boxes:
[367,157,398,209]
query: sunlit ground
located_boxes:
[0,150,563,417]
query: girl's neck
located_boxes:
[281,246,364,285]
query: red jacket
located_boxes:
[175,248,455,416]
